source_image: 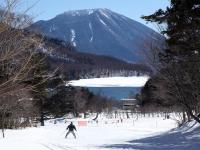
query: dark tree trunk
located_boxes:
[187,109,200,124]
[73,111,79,117]
[40,99,45,126]
[126,111,130,119]
[2,129,5,138]
[182,112,186,123]
[186,111,191,122]
[93,113,99,121]
[40,112,45,126]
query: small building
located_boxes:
[121,98,137,110]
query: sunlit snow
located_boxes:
[70,29,76,47]
[68,76,149,87]
[89,22,93,42]
[0,115,177,150]
[99,9,110,19]
[88,9,94,15]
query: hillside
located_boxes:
[41,37,151,79]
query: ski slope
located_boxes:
[1,115,200,150]
[0,115,180,150]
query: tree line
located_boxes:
[41,36,151,80]
[137,0,200,125]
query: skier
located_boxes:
[65,122,77,139]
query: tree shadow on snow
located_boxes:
[100,125,200,150]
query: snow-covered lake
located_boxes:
[68,76,149,87]
[68,76,149,99]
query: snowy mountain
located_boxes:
[28,9,162,62]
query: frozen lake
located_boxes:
[68,76,148,99]
[87,87,141,100]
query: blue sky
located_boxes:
[15,0,169,31]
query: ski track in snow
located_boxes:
[49,24,56,32]
[70,29,76,47]
[96,13,118,36]
[99,18,107,26]
[97,14,107,27]
[89,22,93,42]
[99,10,110,19]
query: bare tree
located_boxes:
[0,0,49,137]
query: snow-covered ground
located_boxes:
[1,114,200,150]
[68,76,149,87]
[0,114,190,150]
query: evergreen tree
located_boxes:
[141,0,200,123]
[29,53,50,126]
[142,0,200,56]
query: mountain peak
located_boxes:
[62,8,111,16]
[29,9,162,62]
